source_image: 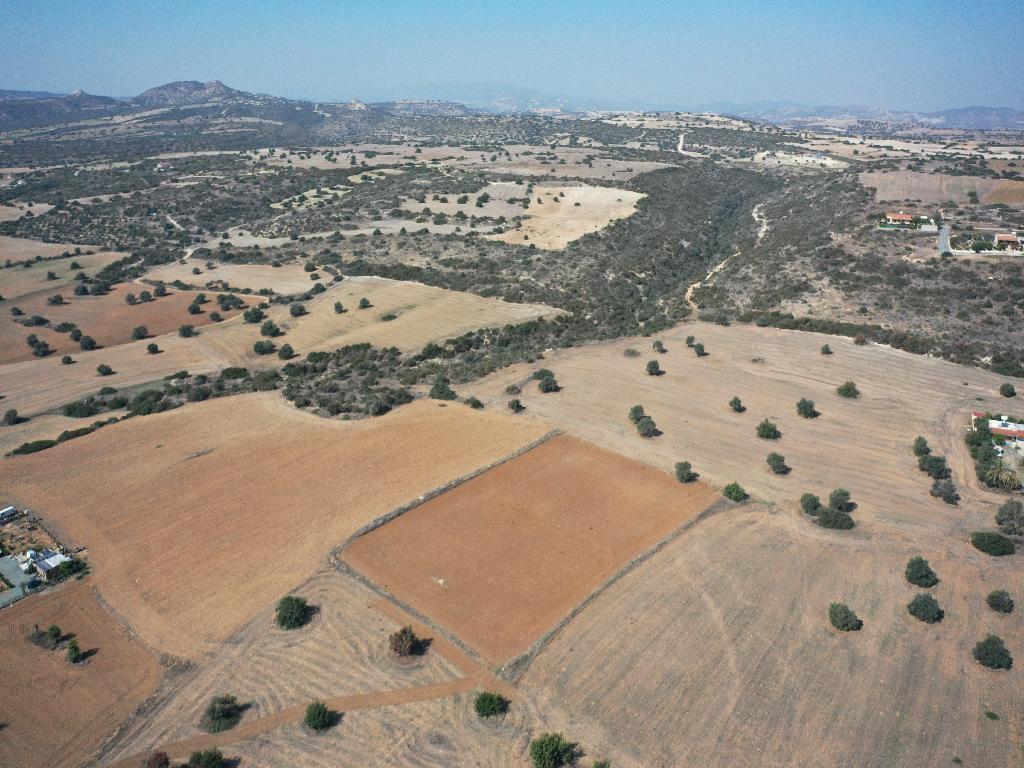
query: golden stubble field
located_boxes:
[0,394,550,660]
[861,170,1024,206]
[0,248,125,300]
[0,275,559,417]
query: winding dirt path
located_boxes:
[685,204,767,313]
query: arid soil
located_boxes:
[0,249,125,300]
[486,184,645,249]
[0,580,161,768]
[0,276,558,417]
[344,435,719,664]
[0,394,550,660]
[861,170,1024,205]
[144,259,319,294]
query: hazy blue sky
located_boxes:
[1,0,1021,111]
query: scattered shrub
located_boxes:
[187,749,226,768]
[290,303,307,317]
[905,556,938,587]
[693,342,706,357]
[799,493,822,515]
[253,340,275,355]
[464,396,484,409]
[276,595,312,629]
[675,461,698,482]
[796,398,818,418]
[474,691,510,718]
[334,301,346,313]
[131,325,148,340]
[146,343,160,355]
[829,602,862,631]
[304,700,334,731]
[907,593,944,623]
[179,324,196,338]
[972,635,1012,670]
[96,363,113,376]
[143,751,170,768]
[723,482,747,502]
[828,488,852,512]
[999,383,1016,398]
[529,733,582,768]
[652,340,666,353]
[66,638,82,664]
[836,381,860,398]
[820,344,832,355]
[628,404,645,423]
[429,375,457,400]
[636,415,658,438]
[970,532,1015,557]
[538,374,560,392]
[986,590,1014,614]
[930,478,959,505]
[729,396,745,413]
[766,452,789,475]
[912,436,930,457]
[646,360,662,376]
[389,625,424,657]
[507,398,524,413]
[817,507,854,530]
[201,695,244,733]
[995,499,1023,536]
[756,419,780,440]
[358,297,371,309]
[505,384,521,395]
[918,454,950,479]
[277,343,295,360]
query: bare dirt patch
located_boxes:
[0,394,549,660]
[344,435,719,665]
[0,580,161,768]
[486,184,644,249]
[861,170,1024,206]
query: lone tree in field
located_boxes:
[474,691,510,718]
[800,493,822,515]
[987,590,1014,614]
[131,325,148,340]
[905,556,939,588]
[201,695,244,733]
[96,363,113,376]
[636,415,658,438]
[2,409,21,426]
[829,602,862,631]
[334,301,346,314]
[66,638,82,664]
[836,381,860,398]
[507,398,524,413]
[534,368,560,392]
[304,701,335,731]
[675,461,698,483]
[973,635,1012,670]
[646,360,662,376]
[146,343,160,355]
[912,436,930,457]
[652,340,666,353]
[628,405,646,423]
[429,375,457,401]
[529,733,583,768]
[389,625,423,657]
[723,482,747,502]
[908,593,944,623]
[693,342,706,357]
[358,297,371,309]
[685,335,695,347]
[828,488,853,512]
[275,595,312,629]
[796,398,818,418]
[729,396,745,413]
[820,344,832,355]
[971,531,1016,557]
[766,452,790,475]
[999,382,1016,398]
[756,419,781,440]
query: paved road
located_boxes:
[938,225,951,254]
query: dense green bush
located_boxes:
[253,340,275,355]
[723,482,747,502]
[652,340,666,353]
[986,590,1014,614]
[508,398,524,413]
[201,695,244,733]
[912,436,930,456]
[529,733,582,768]
[628,405,645,423]
[995,499,1023,536]
[693,342,706,357]
[646,360,662,376]
[766,452,789,475]
[918,454,950,479]
[817,507,854,529]
[187,749,226,768]
[905,556,938,587]
[999,383,1016,398]
[304,701,334,731]
[729,396,745,413]
[796,398,818,418]
[799,493,822,515]
[829,603,862,631]
[820,344,832,355]
[389,625,423,657]
[275,596,312,629]
[836,381,860,398]
[474,691,510,718]
[429,375,457,400]
[973,635,1012,670]
[756,419,781,440]
[96,363,113,376]
[636,415,658,438]
[828,488,852,512]
[538,374,560,392]
[908,593,944,623]
[971,532,1015,556]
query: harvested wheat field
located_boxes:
[0,201,53,221]
[344,435,720,665]
[0,411,123,456]
[861,170,1024,205]
[101,569,466,764]
[0,284,238,364]
[468,321,1017,534]
[144,259,319,294]
[0,276,557,417]
[487,184,644,249]
[0,394,549,660]
[519,504,1023,768]
[0,580,161,768]
[0,248,124,300]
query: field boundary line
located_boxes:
[328,428,561,667]
[499,495,736,682]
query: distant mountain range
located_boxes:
[1,80,1022,131]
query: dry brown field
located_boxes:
[0,580,161,768]
[0,201,54,220]
[0,249,124,299]
[0,411,123,455]
[0,276,558,417]
[144,258,318,293]
[0,284,238,364]
[519,503,1023,767]
[344,435,719,665]
[486,184,644,249]
[101,568,465,764]
[0,234,94,263]
[0,394,549,660]
[861,170,1024,205]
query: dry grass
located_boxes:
[0,394,549,660]
[486,184,644,249]
[0,580,161,768]
[0,249,124,300]
[144,259,319,293]
[861,170,1024,205]
[0,276,558,417]
[345,435,719,664]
